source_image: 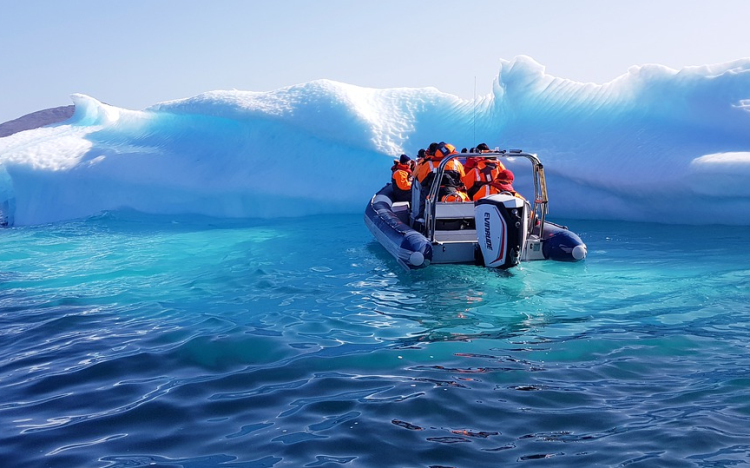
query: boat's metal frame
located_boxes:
[420,150,549,263]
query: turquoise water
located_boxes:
[1,212,749,467]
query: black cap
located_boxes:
[399,154,411,164]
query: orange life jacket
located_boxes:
[471,180,524,201]
[462,159,507,199]
[441,189,470,203]
[390,163,413,202]
[415,155,465,184]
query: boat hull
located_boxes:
[365,178,587,270]
[541,221,588,262]
[364,184,432,270]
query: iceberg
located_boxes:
[1,56,749,226]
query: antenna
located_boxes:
[473,76,477,145]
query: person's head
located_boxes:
[417,148,426,159]
[399,154,411,165]
[476,143,490,152]
[497,169,514,183]
[495,169,515,191]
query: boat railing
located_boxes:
[424,150,549,242]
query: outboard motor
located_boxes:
[475,194,528,269]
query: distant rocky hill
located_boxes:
[0,106,75,138]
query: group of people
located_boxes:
[389,141,522,204]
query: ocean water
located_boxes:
[1,211,749,468]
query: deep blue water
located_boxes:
[1,212,749,467]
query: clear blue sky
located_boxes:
[2,0,749,123]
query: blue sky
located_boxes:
[2,0,749,123]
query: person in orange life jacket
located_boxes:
[473,168,524,202]
[415,142,468,202]
[463,142,498,173]
[441,186,470,202]
[414,143,437,182]
[464,166,513,202]
[415,142,465,184]
[411,144,436,219]
[414,142,438,178]
[390,154,414,202]
[462,159,508,202]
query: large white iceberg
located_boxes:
[1,56,749,226]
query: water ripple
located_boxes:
[2,216,750,466]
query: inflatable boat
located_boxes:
[364,150,586,270]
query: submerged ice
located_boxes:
[1,55,749,226]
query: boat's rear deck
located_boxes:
[394,201,480,264]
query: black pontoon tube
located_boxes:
[364,184,433,270]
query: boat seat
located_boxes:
[392,201,410,224]
[435,202,475,219]
[392,201,410,212]
[434,202,476,233]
